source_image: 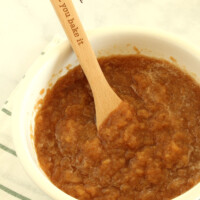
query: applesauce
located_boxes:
[35,55,200,200]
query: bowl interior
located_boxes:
[13,28,200,200]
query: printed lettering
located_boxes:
[59,3,66,8]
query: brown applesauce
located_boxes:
[35,55,200,200]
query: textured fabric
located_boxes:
[0,36,65,200]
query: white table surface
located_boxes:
[1,0,200,107]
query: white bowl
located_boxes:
[13,27,200,200]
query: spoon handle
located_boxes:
[50,0,121,128]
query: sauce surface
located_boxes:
[35,55,200,200]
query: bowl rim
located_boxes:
[12,26,200,200]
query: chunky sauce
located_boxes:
[35,55,200,200]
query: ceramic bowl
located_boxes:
[13,27,200,200]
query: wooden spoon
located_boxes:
[50,0,122,129]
